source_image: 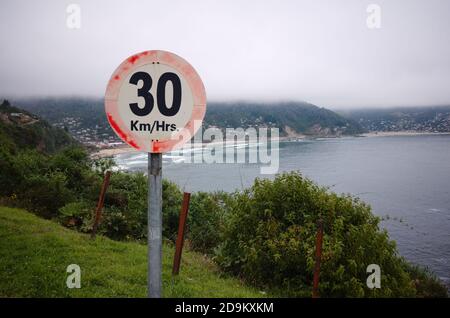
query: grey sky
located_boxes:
[0,0,449,108]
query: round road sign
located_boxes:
[105,50,206,153]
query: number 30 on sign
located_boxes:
[105,50,207,153]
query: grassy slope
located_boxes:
[0,207,263,298]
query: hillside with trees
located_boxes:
[0,100,76,153]
[13,98,365,145]
[205,102,365,137]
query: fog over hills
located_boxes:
[1,1,450,107]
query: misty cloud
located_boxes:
[0,0,449,108]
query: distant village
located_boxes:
[51,116,281,150]
[52,110,450,150]
[52,116,124,149]
[357,112,450,133]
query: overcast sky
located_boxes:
[0,0,449,108]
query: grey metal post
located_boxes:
[148,152,162,298]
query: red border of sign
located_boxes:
[105,50,207,153]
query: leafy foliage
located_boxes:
[215,172,425,297]
[58,200,95,232]
[187,192,232,254]
[403,263,449,298]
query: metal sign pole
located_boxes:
[148,152,162,298]
[105,50,206,298]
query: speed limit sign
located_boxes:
[104,50,206,298]
[105,50,207,153]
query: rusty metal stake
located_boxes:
[91,170,111,239]
[312,219,324,298]
[172,192,191,275]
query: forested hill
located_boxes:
[0,100,76,153]
[12,97,365,143]
[206,102,365,136]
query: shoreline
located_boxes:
[90,144,135,159]
[90,131,450,158]
[360,131,450,137]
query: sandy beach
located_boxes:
[90,145,135,158]
[91,131,450,158]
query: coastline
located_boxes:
[91,131,450,158]
[90,136,298,158]
[90,144,135,159]
[360,131,450,137]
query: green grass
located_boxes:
[0,206,265,297]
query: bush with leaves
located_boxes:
[90,172,183,241]
[58,200,95,232]
[101,172,148,240]
[403,263,448,298]
[161,179,183,241]
[0,143,19,197]
[214,172,429,297]
[22,170,76,219]
[187,191,232,255]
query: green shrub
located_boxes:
[403,263,448,298]
[162,179,183,241]
[215,172,420,297]
[20,170,75,218]
[6,147,97,219]
[49,146,92,192]
[0,144,19,196]
[58,201,95,232]
[101,173,182,241]
[100,206,140,240]
[187,192,232,255]
[99,172,147,240]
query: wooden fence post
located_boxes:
[172,192,191,275]
[91,170,111,239]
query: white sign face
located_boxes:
[105,50,206,153]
